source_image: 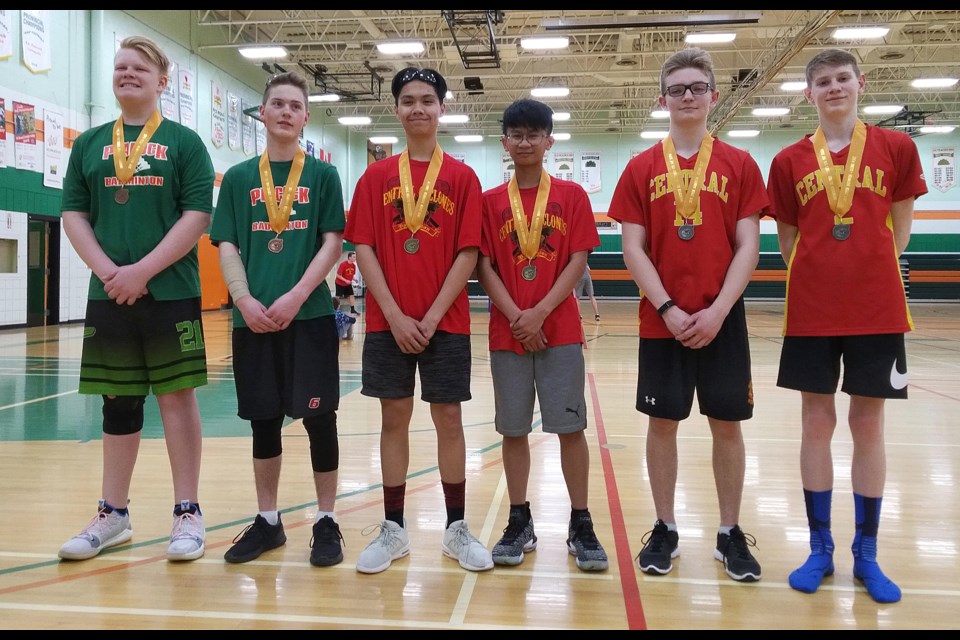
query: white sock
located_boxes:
[259,510,279,526]
[718,525,734,536]
[664,521,678,532]
[315,511,336,524]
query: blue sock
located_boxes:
[789,489,834,594]
[852,494,901,603]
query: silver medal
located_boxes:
[678,224,695,241]
[832,223,851,241]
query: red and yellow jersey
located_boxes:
[609,138,768,338]
[480,177,600,354]
[335,260,356,285]
[344,152,482,334]
[767,124,928,336]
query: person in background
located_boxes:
[335,251,360,315]
[333,297,357,340]
[575,264,601,322]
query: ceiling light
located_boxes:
[727,129,760,137]
[640,131,669,139]
[376,41,425,55]
[911,78,958,88]
[920,125,956,134]
[369,136,399,145]
[863,105,905,115]
[831,26,890,40]
[531,87,570,98]
[553,133,571,141]
[308,93,340,103]
[552,112,571,121]
[540,12,761,31]
[650,110,670,119]
[445,90,454,101]
[338,116,371,126]
[520,36,570,50]
[439,114,469,124]
[780,81,807,91]
[685,33,736,44]
[454,135,484,143]
[752,107,790,116]
[239,46,288,59]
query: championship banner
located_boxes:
[241,99,256,155]
[552,151,574,181]
[20,10,51,73]
[179,69,196,130]
[0,10,13,59]
[579,151,601,194]
[160,62,180,121]
[227,92,241,150]
[211,81,226,148]
[502,152,514,183]
[932,147,956,193]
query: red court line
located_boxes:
[589,372,647,630]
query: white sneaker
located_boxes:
[442,520,493,572]
[58,500,133,560]
[167,501,205,561]
[356,520,410,574]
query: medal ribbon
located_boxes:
[398,145,444,235]
[258,147,306,236]
[662,134,714,222]
[507,169,551,262]
[812,119,866,225]
[112,111,162,184]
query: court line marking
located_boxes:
[0,389,77,412]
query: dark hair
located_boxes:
[805,49,861,86]
[262,71,309,105]
[347,251,356,259]
[501,99,554,135]
[391,67,447,105]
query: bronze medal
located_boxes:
[832,223,851,241]
[114,187,129,205]
[404,238,420,254]
[678,224,695,241]
[521,265,537,281]
[268,237,284,253]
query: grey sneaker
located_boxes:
[442,520,494,572]
[356,520,409,574]
[492,510,537,566]
[637,519,679,575]
[167,500,205,561]
[58,500,133,560]
[566,511,609,571]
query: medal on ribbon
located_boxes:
[663,134,713,241]
[507,169,551,281]
[112,111,162,205]
[398,145,444,254]
[812,119,866,242]
[259,147,306,253]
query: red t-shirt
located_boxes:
[608,138,769,338]
[336,260,356,286]
[344,152,482,334]
[767,124,928,336]
[481,177,600,354]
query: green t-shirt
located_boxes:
[61,118,215,300]
[209,154,345,328]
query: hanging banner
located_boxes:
[179,69,196,130]
[552,151,574,182]
[160,62,180,122]
[43,108,64,189]
[0,98,6,168]
[932,147,956,193]
[20,10,51,73]
[13,101,39,171]
[0,10,13,59]
[502,152,514,183]
[255,120,266,155]
[211,81,226,148]
[227,92,241,150]
[241,99,256,155]
[579,151,602,194]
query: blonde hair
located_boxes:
[119,36,170,79]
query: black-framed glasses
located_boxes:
[664,82,714,98]
[398,68,439,86]
[505,131,547,145]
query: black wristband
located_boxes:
[657,299,676,316]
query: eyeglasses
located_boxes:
[397,68,439,86]
[505,131,547,145]
[663,82,714,98]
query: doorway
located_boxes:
[26,215,60,326]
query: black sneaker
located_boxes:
[714,525,762,582]
[310,516,345,567]
[492,509,537,566]
[566,511,608,571]
[636,519,679,574]
[224,514,286,564]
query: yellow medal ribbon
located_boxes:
[812,119,866,224]
[112,111,163,184]
[398,145,444,235]
[507,169,552,262]
[258,147,306,236]
[662,134,714,221]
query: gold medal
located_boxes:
[259,147,306,248]
[507,169,551,281]
[398,145,444,254]
[112,111,162,200]
[114,187,129,205]
[268,237,284,253]
[812,119,866,238]
[663,134,713,239]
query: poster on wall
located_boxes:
[241,100,256,155]
[210,81,226,148]
[13,101,38,171]
[20,10,51,73]
[43,108,64,189]
[227,92,241,151]
[160,62,179,122]
[932,147,956,193]
[0,10,13,59]
[255,120,266,155]
[502,152,514,183]
[552,151,574,181]
[0,98,6,168]
[368,140,390,165]
[579,151,602,194]
[179,69,196,130]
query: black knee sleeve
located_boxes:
[303,411,339,473]
[251,416,284,459]
[101,395,146,435]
